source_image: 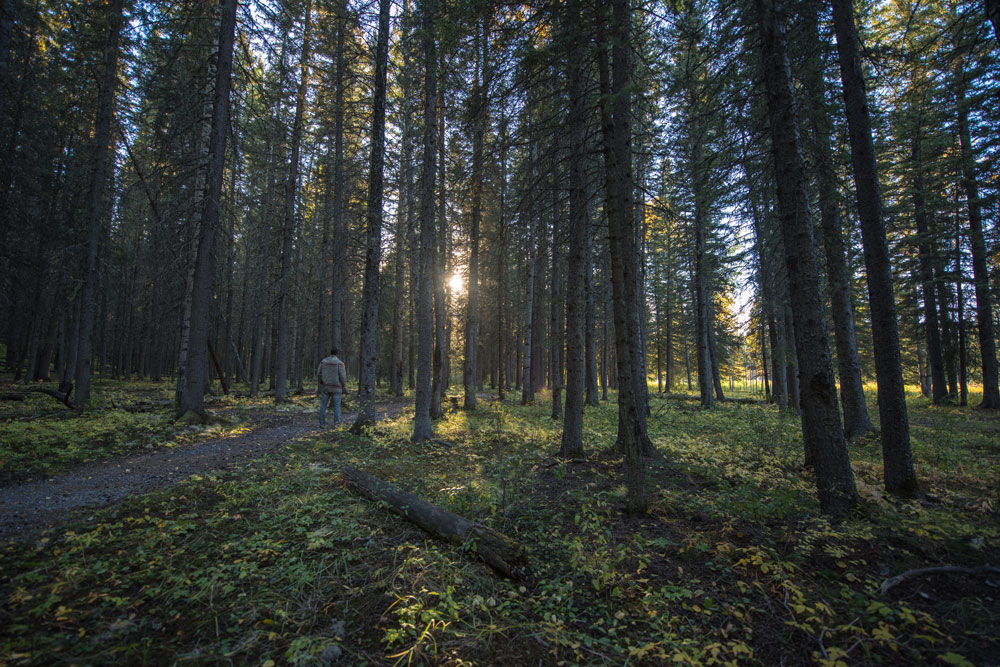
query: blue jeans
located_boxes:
[319,392,342,426]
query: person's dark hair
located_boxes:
[330,347,339,356]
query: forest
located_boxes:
[1,0,999,663]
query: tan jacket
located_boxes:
[317,355,347,394]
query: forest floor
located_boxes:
[1,379,998,665]
[0,387,410,538]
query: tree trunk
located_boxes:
[0,0,15,254]
[602,289,609,399]
[910,125,948,403]
[584,216,600,406]
[353,0,390,429]
[391,3,416,398]
[817,185,876,432]
[598,0,646,516]
[746,175,776,404]
[390,210,407,396]
[318,154,331,369]
[916,313,929,397]
[496,119,509,402]
[781,304,801,416]
[75,0,125,409]
[755,0,858,517]
[411,0,437,443]
[664,275,673,392]
[275,0,313,403]
[330,2,347,355]
[831,0,918,495]
[935,274,957,398]
[797,2,875,437]
[954,62,999,409]
[549,142,563,421]
[955,215,969,406]
[560,0,586,458]
[521,204,538,406]
[769,308,787,408]
[177,0,237,419]
[693,172,714,409]
[176,14,221,414]
[530,214,547,396]
[708,314,725,401]
[431,62,447,420]
[464,20,486,411]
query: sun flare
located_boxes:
[448,272,464,294]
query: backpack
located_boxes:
[320,358,343,388]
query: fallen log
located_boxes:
[880,565,1000,596]
[28,387,77,409]
[342,465,528,578]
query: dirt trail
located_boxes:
[0,401,407,539]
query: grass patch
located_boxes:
[1,385,997,664]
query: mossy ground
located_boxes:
[1,380,997,665]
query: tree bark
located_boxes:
[431,61,447,420]
[935,274,958,398]
[955,216,969,406]
[598,0,646,516]
[495,120,509,401]
[831,0,918,495]
[274,0,313,403]
[0,0,15,255]
[584,216,600,406]
[207,338,229,395]
[549,141,563,421]
[954,62,999,409]
[520,203,538,405]
[756,0,857,517]
[431,223,445,418]
[769,306,787,408]
[530,214,547,396]
[391,2,416,398]
[330,2,347,355]
[353,0,390,429]
[342,465,528,578]
[411,0,437,443]
[464,20,486,411]
[389,213,407,396]
[797,1,875,438]
[177,0,237,419]
[783,305,801,416]
[911,122,948,403]
[560,0,586,458]
[75,0,125,409]
[708,313,725,401]
[690,124,714,409]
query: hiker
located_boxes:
[317,347,348,427]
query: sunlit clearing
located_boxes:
[449,272,464,294]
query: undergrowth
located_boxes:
[1,385,997,665]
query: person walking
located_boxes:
[317,347,348,427]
